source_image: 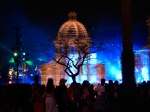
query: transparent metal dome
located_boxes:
[57,12,89,38]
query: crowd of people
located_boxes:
[0,75,150,112]
[30,76,119,112]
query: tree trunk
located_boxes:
[118,0,139,111]
[71,75,77,84]
[121,0,136,86]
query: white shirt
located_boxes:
[95,84,105,96]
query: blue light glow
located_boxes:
[17,48,150,85]
[135,49,150,83]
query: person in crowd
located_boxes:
[113,81,118,111]
[80,80,91,112]
[67,83,81,112]
[89,84,96,103]
[67,83,76,112]
[43,78,58,112]
[31,75,42,112]
[55,78,68,112]
[94,78,105,112]
[105,80,115,111]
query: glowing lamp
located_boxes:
[9,81,12,84]
[14,53,18,56]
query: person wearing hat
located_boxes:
[59,78,67,85]
[55,78,68,112]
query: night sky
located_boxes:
[0,0,150,83]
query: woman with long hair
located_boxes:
[44,78,58,112]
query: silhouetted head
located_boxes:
[82,80,90,88]
[109,80,113,85]
[59,78,67,85]
[114,80,118,85]
[34,75,39,83]
[47,78,53,86]
[46,78,54,94]
[101,78,105,86]
[90,84,94,89]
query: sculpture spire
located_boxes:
[68,12,77,20]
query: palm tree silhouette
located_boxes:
[118,0,138,111]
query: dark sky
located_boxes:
[0,0,150,77]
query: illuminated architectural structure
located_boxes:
[134,16,150,83]
[40,12,105,85]
[7,13,150,85]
